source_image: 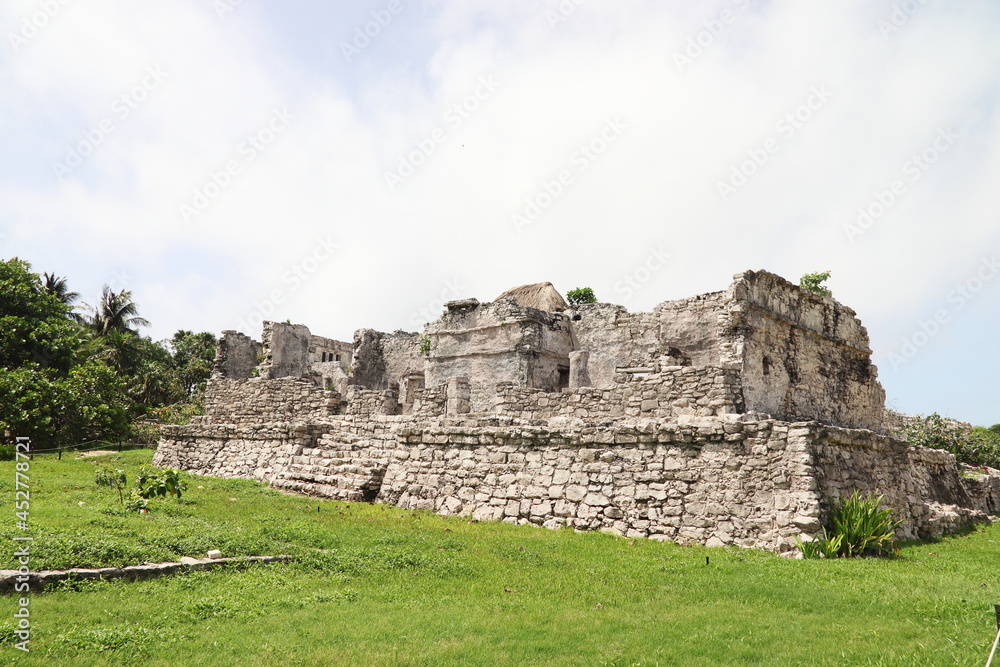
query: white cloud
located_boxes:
[2,0,999,422]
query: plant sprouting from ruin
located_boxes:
[418,334,432,356]
[566,287,597,305]
[799,271,832,297]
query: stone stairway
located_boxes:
[270,432,391,501]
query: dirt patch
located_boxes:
[76,450,118,458]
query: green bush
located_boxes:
[0,444,14,461]
[798,491,900,559]
[799,271,832,296]
[901,413,1000,469]
[566,287,597,305]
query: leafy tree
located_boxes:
[567,287,597,305]
[799,271,832,296]
[0,259,132,449]
[166,330,217,397]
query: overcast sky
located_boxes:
[2,0,998,425]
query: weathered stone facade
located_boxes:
[155,270,999,552]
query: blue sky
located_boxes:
[2,0,998,425]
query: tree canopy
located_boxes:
[1,258,217,450]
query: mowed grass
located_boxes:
[0,450,998,665]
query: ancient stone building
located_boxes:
[155,270,999,553]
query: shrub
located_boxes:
[798,491,900,559]
[135,466,187,500]
[566,287,597,305]
[901,413,1000,470]
[0,443,14,461]
[799,271,832,297]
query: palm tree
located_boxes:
[41,272,80,305]
[42,272,85,323]
[83,285,150,336]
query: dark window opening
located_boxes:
[762,356,771,376]
[557,367,570,390]
[335,354,341,362]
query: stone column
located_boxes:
[446,377,471,416]
[569,351,591,389]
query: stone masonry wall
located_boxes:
[213,331,262,379]
[721,271,886,431]
[810,426,1000,539]
[154,422,330,483]
[156,413,1000,552]
[494,367,744,421]
[200,377,342,425]
[345,386,399,418]
[378,418,820,551]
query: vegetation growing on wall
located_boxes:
[799,270,832,297]
[566,287,597,305]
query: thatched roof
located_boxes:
[494,282,568,312]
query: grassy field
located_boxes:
[0,449,998,665]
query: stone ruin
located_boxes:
[155,270,1000,553]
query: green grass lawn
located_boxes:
[0,449,998,665]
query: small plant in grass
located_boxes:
[136,466,187,500]
[798,490,901,558]
[95,468,128,504]
[566,287,597,305]
[799,271,832,297]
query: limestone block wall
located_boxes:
[213,331,262,379]
[156,413,999,552]
[652,291,727,367]
[810,426,1000,539]
[260,322,312,380]
[568,304,659,388]
[721,271,886,431]
[409,382,448,417]
[425,299,573,411]
[352,329,424,391]
[345,386,399,418]
[494,367,744,421]
[377,419,821,551]
[153,422,329,482]
[200,377,341,425]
